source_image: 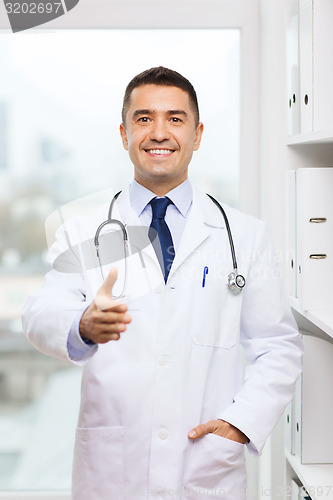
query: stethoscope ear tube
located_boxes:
[94,218,128,248]
[94,191,129,299]
[95,190,128,248]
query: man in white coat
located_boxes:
[22,67,303,499]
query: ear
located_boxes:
[120,123,128,150]
[193,122,204,151]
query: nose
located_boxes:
[149,118,170,142]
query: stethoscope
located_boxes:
[205,194,246,294]
[94,191,246,298]
[94,191,129,299]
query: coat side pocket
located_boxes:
[182,433,247,499]
[72,426,124,500]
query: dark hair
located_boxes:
[122,66,200,127]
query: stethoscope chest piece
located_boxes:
[227,272,246,295]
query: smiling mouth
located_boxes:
[145,149,175,156]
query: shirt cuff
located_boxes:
[67,308,97,362]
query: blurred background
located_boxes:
[0,29,240,491]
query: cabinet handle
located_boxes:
[309,217,327,223]
[309,254,327,259]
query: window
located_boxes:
[0,28,240,493]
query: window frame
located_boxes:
[0,494,71,499]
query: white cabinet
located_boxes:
[285,1,333,498]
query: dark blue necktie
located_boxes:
[149,197,175,283]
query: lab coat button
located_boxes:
[159,356,168,366]
[158,430,169,440]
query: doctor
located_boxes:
[22,66,303,499]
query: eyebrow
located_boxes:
[168,110,188,118]
[132,109,151,117]
[132,109,188,118]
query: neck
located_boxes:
[134,177,187,197]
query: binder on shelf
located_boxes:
[287,170,297,298]
[293,374,302,459]
[299,0,313,133]
[313,0,333,132]
[287,0,333,137]
[296,168,333,311]
[287,0,300,135]
[294,333,333,464]
[285,400,295,455]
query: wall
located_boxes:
[260,1,290,499]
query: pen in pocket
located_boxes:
[202,266,209,287]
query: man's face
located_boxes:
[120,84,203,194]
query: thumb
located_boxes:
[188,421,214,440]
[188,424,211,439]
[95,267,118,311]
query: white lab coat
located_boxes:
[22,185,302,500]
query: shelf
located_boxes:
[287,131,333,145]
[289,297,333,340]
[286,450,333,500]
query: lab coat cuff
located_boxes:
[217,407,262,456]
[67,307,98,364]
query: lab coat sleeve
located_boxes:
[22,220,98,366]
[218,223,303,455]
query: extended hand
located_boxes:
[79,268,132,344]
[188,419,249,444]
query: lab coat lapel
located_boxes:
[169,188,225,279]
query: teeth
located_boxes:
[147,149,173,155]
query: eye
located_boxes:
[138,116,150,123]
[170,117,182,123]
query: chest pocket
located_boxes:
[190,272,243,349]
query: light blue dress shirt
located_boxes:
[129,178,192,252]
[67,178,193,360]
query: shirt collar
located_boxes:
[129,178,193,218]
